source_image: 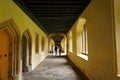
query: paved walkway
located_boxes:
[23,55,89,80]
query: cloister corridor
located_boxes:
[1,0,120,80]
[23,53,88,80]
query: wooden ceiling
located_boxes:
[13,0,91,42]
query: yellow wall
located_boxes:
[67,30,73,53]
[114,0,120,78]
[49,39,55,51]
[61,39,65,52]
[67,0,118,80]
[0,0,48,79]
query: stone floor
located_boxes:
[23,54,89,80]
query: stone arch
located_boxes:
[76,18,86,34]
[76,18,86,54]
[0,19,20,80]
[48,33,67,54]
[22,29,32,72]
[68,30,73,52]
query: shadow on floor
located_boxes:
[66,56,89,80]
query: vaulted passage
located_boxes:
[1,0,120,80]
[23,55,88,80]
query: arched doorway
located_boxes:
[0,30,11,80]
[0,19,20,80]
[22,29,32,72]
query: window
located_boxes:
[77,18,88,60]
[35,33,39,53]
[114,2,120,76]
[68,31,73,52]
[81,26,88,55]
[114,15,120,76]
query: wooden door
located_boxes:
[0,30,10,80]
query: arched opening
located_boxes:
[22,29,32,72]
[48,33,67,55]
[68,31,73,53]
[0,19,20,80]
[76,18,88,60]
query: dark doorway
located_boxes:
[22,30,32,72]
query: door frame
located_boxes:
[22,29,32,72]
[0,19,20,80]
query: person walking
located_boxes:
[51,45,53,55]
[55,46,57,55]
[59,47,62,56]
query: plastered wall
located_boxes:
[0,0,48,79]
[67,0,118,80]
[61,39,65,52]
[49,39,55,51]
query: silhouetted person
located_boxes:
[55,46,57,55]
[58,44,62,56]
[59,48,62,56]
[51,45,53,55]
